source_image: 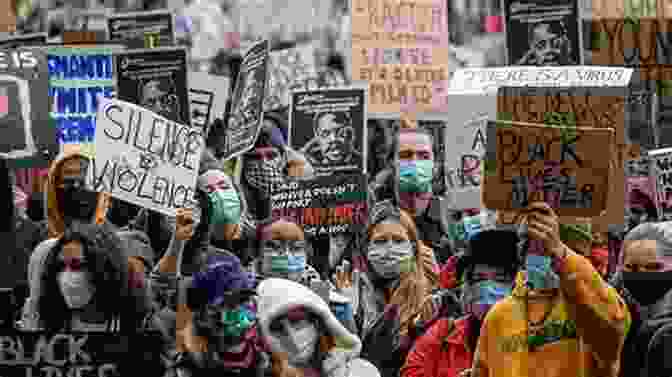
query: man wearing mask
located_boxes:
[402,218,520,377]
[469,202,630,377]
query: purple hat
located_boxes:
[191,253,256,306]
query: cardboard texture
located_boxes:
[483,120,614,218]
[0,1,16,33]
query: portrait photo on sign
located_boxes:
[503,0,582,66]
[289,87,366,176]
[137,77,182,123]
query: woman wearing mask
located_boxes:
[257,278,380,377]
[172,253,265,377]
[335,200,438,377]
[610,222,672,377]
[402,223,520,377]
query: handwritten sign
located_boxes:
[264,43,318,111]
[650,147,672,220]
[270,174,367,237]
[351,0,451,114]
[448,66,633,92]
[92,98,203,219]
[483,120,614,217]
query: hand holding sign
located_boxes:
[175,208,195,241]
[523,202,564,259]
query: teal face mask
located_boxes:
[266,254,306,274]
[526,254,559,290]
[399,159,433,193]
[219,306,256,337]
[209,189,241,225]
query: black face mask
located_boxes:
[57,187,99,223]
[622,271,672,306]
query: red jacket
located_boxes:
[402,316,473,377]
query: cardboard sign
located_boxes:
[0,48,54,168]
[48,45,124,158]
[92,98,204,219]
[221,39,269,161]
[62,31,103,44]
[503,0,583,66]
[0,33,47,49]
[270,173,367,237]
[188,71,230,135]
[115,47,190,126]
[264,43,318,111]
[650,147,672,220]
[0,1,16,33]
[442,93,498,210]
[0,330,166,377]
[289,86,367,176]
[107,10,175,49]
[448,66,633,92]
[351,0,451,114]
[483,120,614,217]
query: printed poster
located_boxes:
[483,120,614,217]
[115,47,190,126]
[650,148,672,220]
[221,39,269,161]
[107,10,175,49]
[351,0,452,114]
[0,32,47,49]
[289,87,366,176]
[625,155,658,223]
[188,71,230,135]
[0,47,54,168]
[48,44,125,158]
[93,98,204,219]
[503,0,583,66]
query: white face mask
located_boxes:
[366,240,414,279]
[57,271,95,309]
[271,318,320,366]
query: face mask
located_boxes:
[525,254,559,290]
[218,306,256,339]
[57,271,95,309]
[622,271,672,306]
[399,159,433,193]
[462,281,512,319]
[275,321,320,366]
[245,156,286,195]
[367,241,414,279]
[264,253,307,275]
[209,189,241,225]
[57,188,99,222]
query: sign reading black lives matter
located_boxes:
[502,0,582,66]
[0,33,47,49]
[289,87,366,176]
[0,48,56,168]
[92,98,203,219]
[270,174,367,237]
[221,39,269,161]
[115,47,190,126]
[0,330,167,377]
[107,10,175,49]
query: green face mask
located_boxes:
[209,189,242,225]
[219,307,255,337]
[399,159,434,193]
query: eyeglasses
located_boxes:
[261,240,306,254]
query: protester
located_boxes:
[610,222,672,377]
[334,200,438,377]
[257,278,380,377]
[626,189,658,234]
[469,202,630,377]
[402,220,520,377]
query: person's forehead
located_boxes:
[260,221,305,241]
[399,131,432,146]
[624,239,659,260]
[370,221,408,238]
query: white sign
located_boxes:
[93,98,204,219]
[188,71,230,135]
[449,66,634,92]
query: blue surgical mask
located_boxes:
[399,159,433,193]
[209,189,241,225]
[266,253,307,275]
[462,280,512,319]
[525,254,559,290]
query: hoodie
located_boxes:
[471,246,630,377]
[257,278,380,377]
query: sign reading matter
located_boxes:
[650,148,672,220]
[351,0,451,114]
[270,174,367,237]
[483,120,614,217]
[92,98,203,218]
[107,10,175,49]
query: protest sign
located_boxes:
[625,154,658,221]
[107,10,176,49]
[221,39,269,161]
[448,66,633,93]
[264,43,318,111]
[351,0,451,114]
[0,47,54,168]
[48,45,124,158]
[502,0,582,66]
[0,2,16,33]
[0,33,47,49]
[440,92,498,210]
[482,120,614,217]
[650,148,672,220]
[92,98,203,219]
[0,330,166,377]
[188,71,230,135]
[289,86,366,176]
[115,47,190,126]
[270,174,367,237]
